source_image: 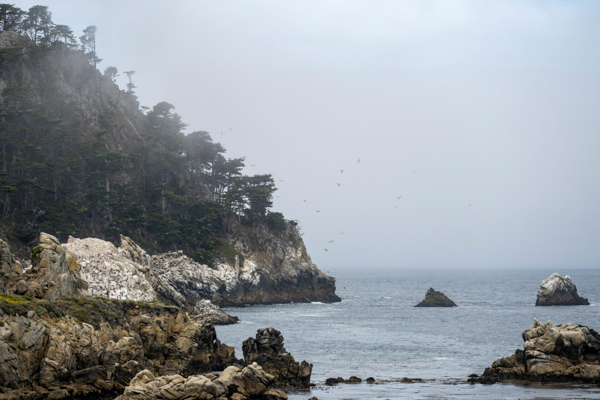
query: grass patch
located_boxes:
[215,242,245,268]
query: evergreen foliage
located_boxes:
[0,4,288,261]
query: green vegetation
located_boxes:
[0,4,295,261]
[0,293,180,328]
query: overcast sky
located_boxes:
[14,1,600,270]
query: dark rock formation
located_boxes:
[414,288,457,307]
[535,273,589,306]
[475,319,600,384]
[325,376,362,385]
[242,327,312,388]
[0,295,236,399]
[115,365,288,400]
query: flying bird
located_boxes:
[279,180,284,182]
[357,158,361,163]
[229,128,232,131]
[221,131,224,135]
[303,200,307,202]
[327,240,334,243]
[250,164,255,166]
[324,249,328,252]
[397,196,402,199]
[340,232,345,235]
[340,170,343,174]
[316,210,321,213]
[336,183,341,187]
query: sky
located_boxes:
[13,1,600,270]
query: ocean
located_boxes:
[216,268,600,399]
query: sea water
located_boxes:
[216,268,600,399]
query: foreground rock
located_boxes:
[243,327,312,388]
[0,294,236,399]
[115,365,287,400]
[475,319,600,384]
[414,288,457,307]
[535,273,589,306]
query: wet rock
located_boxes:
[366,377,375,384]
[535,273,589,306]
[476,319,600,383]
[414,288,457,307]
[243,327,312,388]
[324,376,363,385]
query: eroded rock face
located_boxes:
[535,273,589,306]
[0,297,236,399]
[115,364,287,400]
[475,319,600,384]
[63,236,158,302]
[242,327,312,388]
[414,288,457,307]
[2,233,90,300]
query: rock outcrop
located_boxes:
[2,233,89,301]
[192,300,239,325]
[475,319,600,384]
[414,288,457,307]
[115,365,287,400]
[0,295,236,399]
[63,230,339,309]
[535,273,589,306]
[242,327,312,388]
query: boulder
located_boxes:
[476,319,600,384]
[192,299,239,325]
[115,363,287,400]
[243,327,312,388]
[535,273,589,306]
[414,288,457,307]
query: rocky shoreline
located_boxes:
[472,319,600,385]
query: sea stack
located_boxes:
[415,288,457,307]
[535,273,589,306]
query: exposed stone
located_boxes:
[0,296,236,399]
[115,364,287,400]
[476,319,600,384]
[535,273,589,306]
[192,299,238,325]
[414,288,457,307]
[0,239,22,280]
[243,327,312,388]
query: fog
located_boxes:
[16,1,600,269]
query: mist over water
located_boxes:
[217,268,600,399]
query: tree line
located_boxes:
[0,3,288,263]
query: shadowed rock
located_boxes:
[535,273,589,306]
[243,327,312,388]
[414,288,457,307]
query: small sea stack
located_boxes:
[414,288,457,307]
[535,273,589,306]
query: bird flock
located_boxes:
[219,128,472,254]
